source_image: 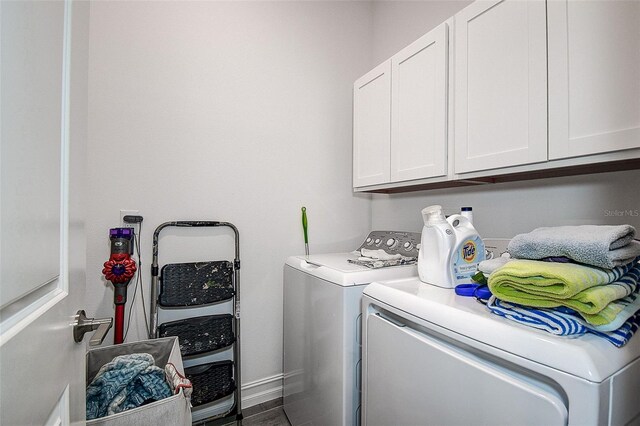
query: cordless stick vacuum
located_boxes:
[101,228,137,344]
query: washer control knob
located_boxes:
[403,242,413,250]
[374,238,381,245]
[366,237,372,244]
[386,238,396,247]
[416,243,421,250]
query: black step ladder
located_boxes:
[150,221,242,425]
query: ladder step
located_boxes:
[158,314,234,357]
[185,360,236,407]
[160,261,235,307]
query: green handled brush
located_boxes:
[302,206,309,257]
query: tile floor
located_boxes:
[241,406,291,426]
[213,398,291,426]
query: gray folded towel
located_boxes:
[508,225,640,269]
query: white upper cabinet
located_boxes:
[548,0,640,160]
[353,23,449,189]
[353,0,640,192]
[391,23,448,183]
[454,0,547,174]
[353,62,391,188]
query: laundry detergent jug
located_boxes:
[418,205,485,288]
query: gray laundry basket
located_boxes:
[86,337,191,426]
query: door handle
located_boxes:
[73,310,113,346]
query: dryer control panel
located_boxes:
[357,231,421,259]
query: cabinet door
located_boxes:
[548,0,640,160]
[353,62,391,188]
[454,0,547,174]
[390,23,448,183]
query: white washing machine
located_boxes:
[283,231,421,426]
[361,278,640,426]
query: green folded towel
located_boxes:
[488,259,619,300]
[568,282,632,316]
[583,298,633,326]
[487,259,637,325]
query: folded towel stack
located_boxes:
[485,225,640,347]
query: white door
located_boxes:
[353,61,391,188]
[548,0,640,160]
[1,1,90,424]
[454,0,547,174]
[391,22,448,183]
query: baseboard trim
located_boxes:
[241,373,283,409]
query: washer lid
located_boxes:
[285,254,417,287]
[364,278,640,382]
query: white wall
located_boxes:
[87,0,373,405]
[372,170,640,237]
[371,0,472,65]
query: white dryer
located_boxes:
[283,231,420,426]
[362,278,640,426]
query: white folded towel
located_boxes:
[360,248,402,260]
[479,255,511,275]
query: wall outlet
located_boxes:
[120,209,139,227]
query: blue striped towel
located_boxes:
[487,297,640,347]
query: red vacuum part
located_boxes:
[102,253,137,283]
[102,251,136,345]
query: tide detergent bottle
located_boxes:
[418,205,485,288]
